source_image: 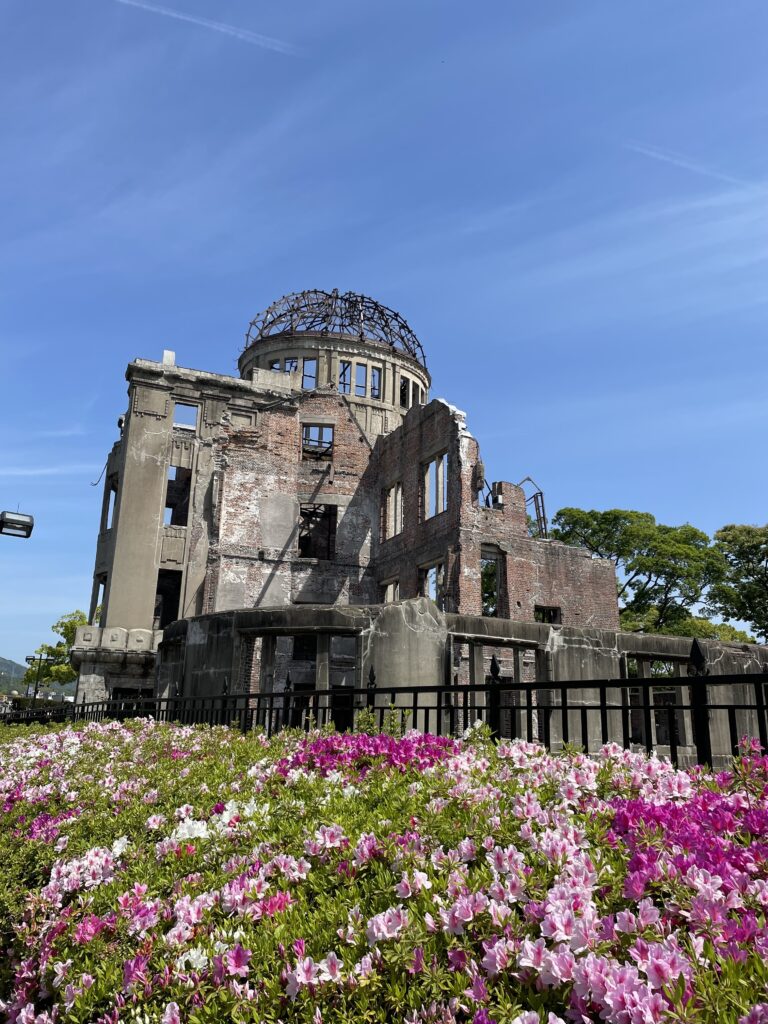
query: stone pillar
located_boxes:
[365,598,448,733]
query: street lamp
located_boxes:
[0,512,34,538]
[25,654,54,702]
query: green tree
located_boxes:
[481,560,498,617]
[551,508,724,631]
[22,610,89,694]
[619,606,753,643]
[707,524,768,641]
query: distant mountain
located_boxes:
[0,657,26,691]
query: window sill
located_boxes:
[422,509,448,523]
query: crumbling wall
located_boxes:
[208,389,380,612]
[372,399,619,629]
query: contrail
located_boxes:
[625,141,750,188]
[113,0,296,55]
[0,464,101,478]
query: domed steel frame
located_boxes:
[245,290,426,366]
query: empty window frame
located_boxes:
[91,576,106,625]
[163,466,192,526]
[269,359,281,371]
[534,605,562,624]
[338,360,351,395]
[302,357,317,389]
[102,479,118,531]
[173,402,198,430]
[154,569,183,630]
[301,424,334,460]
[355,363,367,397]
[284,357,298,374]
[480,547,501,617]
[422,452,448,519]
[421,562,445,609]
[370,366,382,400]
[298,504,337,559]
[382,579,400,603]
[382,482,403,539]
[399,375,410,409]
[292,634,317,661]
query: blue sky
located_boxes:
[1,1,767,664]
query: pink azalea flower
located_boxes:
[162,1002,181,1024]
[366,905,409,944]
[225,944,251,978]
[408,947,425,975]
[318,951,343,984]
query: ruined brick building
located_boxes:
[72,290,767,760]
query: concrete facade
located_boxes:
[72,288,767,757]
[152,599,768,765]
[72,289,624,702]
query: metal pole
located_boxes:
[33,656,44,703]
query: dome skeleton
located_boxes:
[245,289,427,367]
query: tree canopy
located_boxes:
[707,524,768,642]
[21,610,89,694]
[551,507,725,633]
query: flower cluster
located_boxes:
[1,721,767,1023]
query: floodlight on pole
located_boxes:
[25,654,54,701]
[0,511,34,538]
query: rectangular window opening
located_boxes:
[400,376,410,409]
[91,577,106,625]
[154,569,183,630]
[164,465,191,526]
[355,363,367,397]
[301,424,334,460]
[338,360,351,395]
[284,356,298,374]
[382,481,403,539]
[298,504,337,560]
[269,359,281,371]
[534,605,562,624]
[302,358,317,389]
[481,554,499,618]
[173,402,198,430]
[371,366,382,400]
[382,579,400,603]
[421,562,445,609]
[422,452,448,519]
[292,635,317,661]
[104,480,118,531]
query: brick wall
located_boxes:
[202,389,618,630]
[372,399,619,629]
[207,388,380,611]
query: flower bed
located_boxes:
[1,720,767,1024]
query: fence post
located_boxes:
[488,654,501,737]
[689,640,712,767]
[282,673,293,730]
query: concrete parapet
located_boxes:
[101,627,129,650]
[74,626,103,648]
[127,629,154,652]
[71,627,164,703]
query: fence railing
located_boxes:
[2,674,767,767]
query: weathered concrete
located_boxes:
[71,290,765,740]
[142,597,768,764]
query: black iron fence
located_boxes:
[2,673,767,767]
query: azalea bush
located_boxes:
[1,720,768,1024]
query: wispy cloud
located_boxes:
[33,426,87,439]
[625,141,752,188]
[113,0,296,55]
[0,465,100,478]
